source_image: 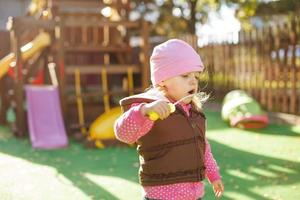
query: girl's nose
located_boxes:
[189,74,197,85]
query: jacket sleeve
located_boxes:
[114,103,154,144]
[204,138,221,183]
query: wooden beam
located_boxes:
[65,65,140,75]
[7,17,55,33]
[65,45,132,53]
[51,0,130,11]
[67,87,143,102]
[62,17,140,28]
[52,0,104,8]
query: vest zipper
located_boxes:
[176,106,201,180]
[177,106,202,180]
[189,120,201,180]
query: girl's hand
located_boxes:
[212,180,224,198]
[141,100,171,120]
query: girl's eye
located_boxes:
[195,72,201,79]
[181,72,201,79]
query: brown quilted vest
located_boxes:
[120,92,206,186]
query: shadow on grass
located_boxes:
[249,124,300,137]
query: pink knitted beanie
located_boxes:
[150,39,204,85]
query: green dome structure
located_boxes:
[221,90,269,129]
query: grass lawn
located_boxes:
[0,110,300,200]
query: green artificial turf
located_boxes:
[0,110,300,200]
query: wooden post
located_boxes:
[240,30,246,90]
[140,20,150,89]
[249,29,255,98]
[231,41,236,90]
[281,23,289,113]
[273,24,281,112]
[232,42,238,89]
[252,28,259,100]
[257,28,265,107]
[245,30,251,93]
[11,19,26,137]
[56,17,66,118]
[290,17,297,114]
[266,26,274,111]
[0,77,8,124]
[236,31,242,89]
[0,31,10,124]
[207,44,215,94]
[222,43,228,92]
[225,39,231,90]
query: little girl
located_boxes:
[114,39,224,200]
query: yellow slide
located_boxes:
[87,68,134,148]
[0,32,51,79]
[89,107,122,141]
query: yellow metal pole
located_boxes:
[101,68,110,112]
[127,67,134,96]
[75,68,87,135]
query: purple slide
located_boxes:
[25,85,68,149]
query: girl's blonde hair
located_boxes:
[191,91,210,112]
[152,85,210,112]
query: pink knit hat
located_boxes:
[150,39,204,85]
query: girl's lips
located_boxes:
[174,94,195,105]
[188,89,195,94]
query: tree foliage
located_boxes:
[226,0,300,29]
[131,0,299,37]
[130,0,221,37]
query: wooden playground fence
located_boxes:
[198,15,300,115]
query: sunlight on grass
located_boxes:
[224,191,254,200]
[250,183,300,200]
[248,166,278,178]
[83,173,141,200]
[291,125,300,133]
[0,152,90,200]
[268,164,297,174]
[227,169,256,181]
[207,128,300,162]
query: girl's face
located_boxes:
[160,72,200,104]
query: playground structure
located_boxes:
[0,0,150,148]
